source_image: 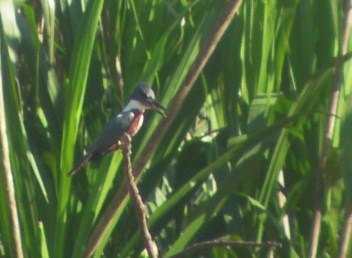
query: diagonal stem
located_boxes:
[134,0,243,176]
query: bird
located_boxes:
[68,83,167,176]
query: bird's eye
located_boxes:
[144,93,152,100]
[141,92,147,98]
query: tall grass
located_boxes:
[0,0,352,257]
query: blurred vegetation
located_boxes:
[1,0,352,257]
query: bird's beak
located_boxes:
[150,99,167,118]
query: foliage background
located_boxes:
[0,0,352,257]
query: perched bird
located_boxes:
[68,83,167,176]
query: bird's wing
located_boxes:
[89,112,134,156]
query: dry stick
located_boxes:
[83,1,243,256]
[120,134,158,258]
[338,2,352,258]
[170,240,281,258]
[0,54,24,257]
[309,1,352,257]
[134,0,242,176]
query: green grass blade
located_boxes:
[56,0,105,256]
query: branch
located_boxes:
[170,239,281,258]
[309,1,352,257]
[120,134,158,258]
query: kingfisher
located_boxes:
[68,83,167,176]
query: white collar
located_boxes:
[123,100,146,112]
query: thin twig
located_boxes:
[83,1,243,256]
[120,134,158,258]
[170,239,281,258]
[309,1,352,257]
[0,43,24,258]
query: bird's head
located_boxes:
[124,83,167,117]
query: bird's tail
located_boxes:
[67,152,93,177]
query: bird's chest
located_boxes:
[127,112,144,136]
